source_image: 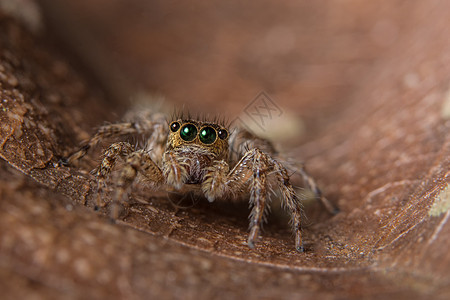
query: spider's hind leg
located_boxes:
[64,122,142,166]
[296,164,339,215]
[63,113,167,165]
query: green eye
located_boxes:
[199,126,217,144]
[180,124,197,141]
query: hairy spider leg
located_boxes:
[113,149,164,219]
[271,159,304,252]
[247,149,270,249]
[202,148,304,252]
[65,114,167,165]
[296,164,339,215]
[96,142,134,208]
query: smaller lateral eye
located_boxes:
[170,121,180,132]
[217,129,228,140]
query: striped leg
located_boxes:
[247,150,269,249]
[96,142,134,209]
[272,159,304,252]
[64,113,167,165]
[65,123,141,165]
[112,150,164,218]
[298,165,339,214]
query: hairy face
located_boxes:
[167,119,229,159]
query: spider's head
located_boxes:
[167,119,229,159]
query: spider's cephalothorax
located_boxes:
[65,111,337,252]
[166,119,229,185]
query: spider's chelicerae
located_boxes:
[66,111,336,252]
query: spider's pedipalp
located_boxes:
[202,159,229,202]
[162,150,189,190]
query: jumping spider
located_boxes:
[65,111,336,252]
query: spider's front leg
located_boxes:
[247,149,271,249]
[246,150,305,252]
[96,142,134,208]
[96,142,164,218]
[202,148,304,252]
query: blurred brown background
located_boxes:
[0,0,449,299]
[38,0,417,140]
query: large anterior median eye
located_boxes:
[180,124,197,141]
[199,126,217,144]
